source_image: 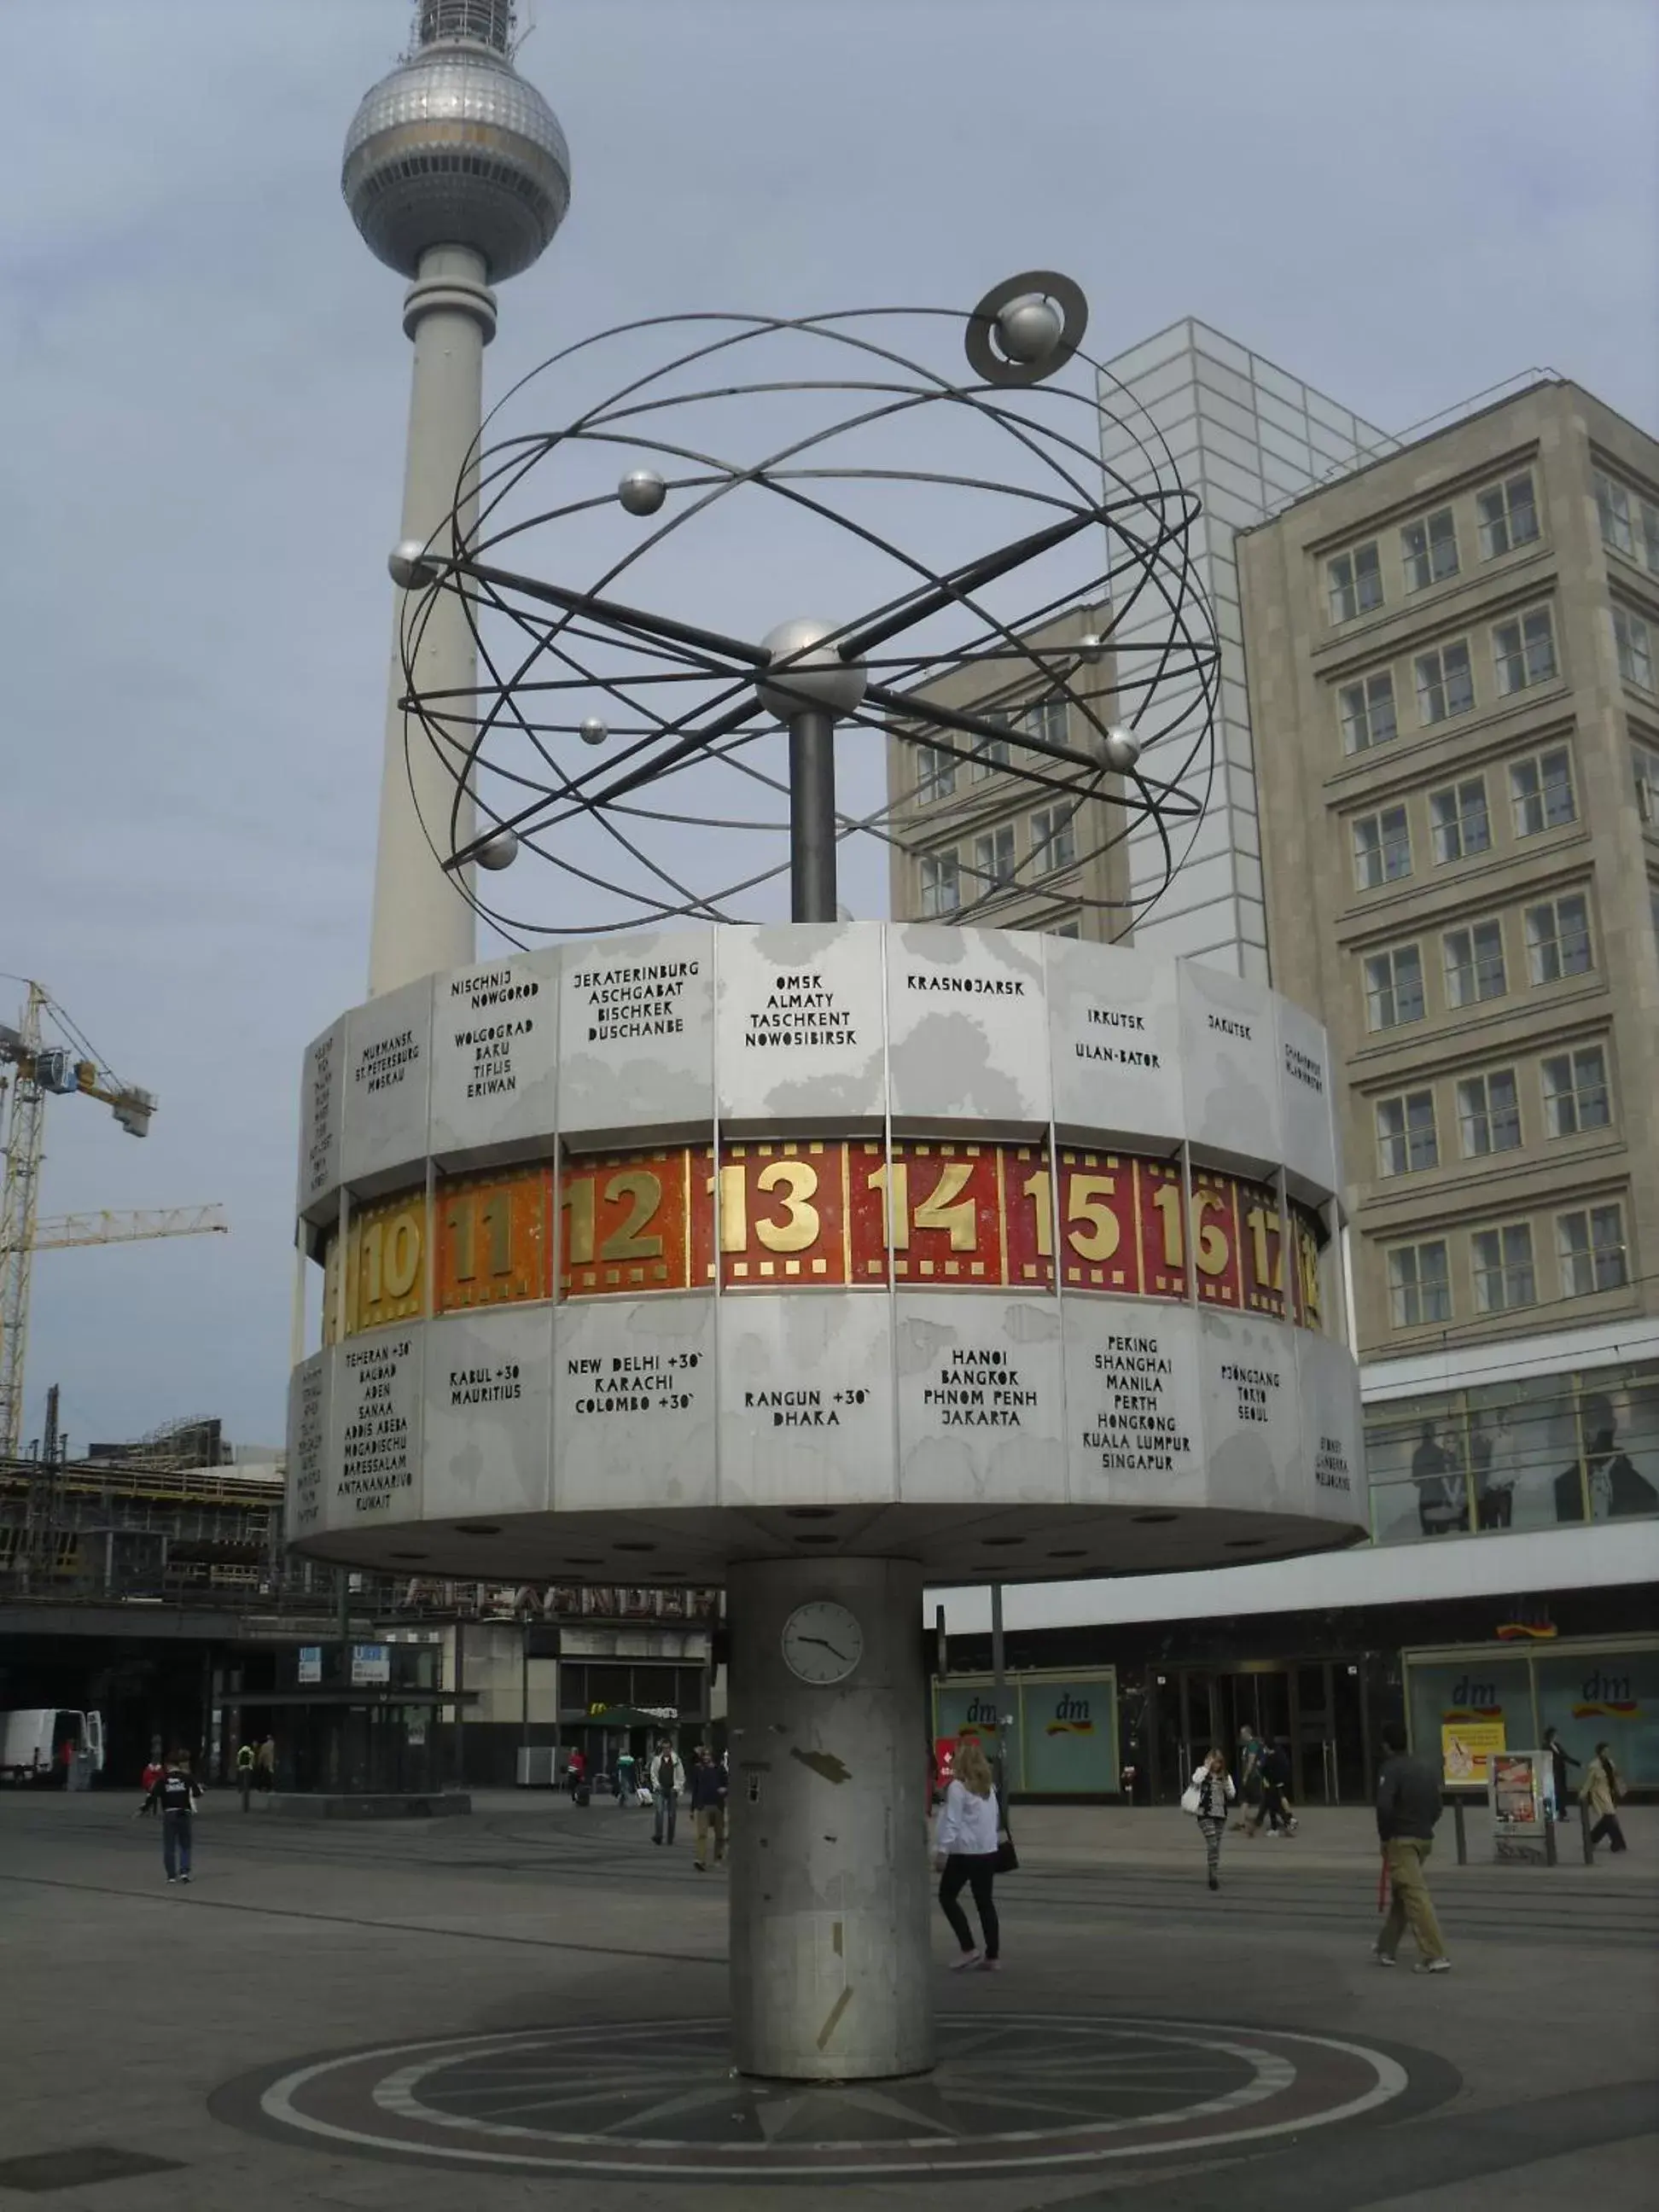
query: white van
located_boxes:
[0,1708,106,1784]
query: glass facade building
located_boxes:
[1097,319,1394,978]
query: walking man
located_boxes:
[614,1746,637,1807]
[255,1736,276,1793]
[236,1741,255,1811]
[1373,1722,1449,1973]
[651,1738,684,1846]
[143,1752,203,1884]
[690,1746,727,1870]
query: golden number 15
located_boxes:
[1024,1168,1120,1261]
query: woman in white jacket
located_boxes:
[934,1738,1002,1970]
[1190,1747,1236,1890]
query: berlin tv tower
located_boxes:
[342,1,570,996]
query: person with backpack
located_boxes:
[1580,1743,1628,1854]
[142,1752,203,1884]
[1185,1746,1236,1890]
[1255,1737,1299,1837]
[651,1738,684,1845]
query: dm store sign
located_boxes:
[1023,1678,1118,1796]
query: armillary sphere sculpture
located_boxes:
[389,271,1220,938]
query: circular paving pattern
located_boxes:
[214,2012,1438,2181]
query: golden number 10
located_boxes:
[359,1209,422,1307]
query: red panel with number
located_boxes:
[1133,1157,1190,1301]
[1188,1167,1242,1311]
[999,1143,1057,1293]
[557,1150,692,1299]
[886,1141,1005,1289]
[713,1140,850,1291]
[436,1167,551,1314]
[1236,1179,1289,1320]
[1055,1149,1141,1295]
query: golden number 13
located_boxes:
[713,1159,820,1254]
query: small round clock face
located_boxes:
[781,1600,864,1685]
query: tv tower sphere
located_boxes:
[344,0,571,1003]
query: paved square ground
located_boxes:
[1,1790,1653,2209]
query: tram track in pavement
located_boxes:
[7,1801,1652,1947]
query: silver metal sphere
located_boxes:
[579,715,608,747]
[755,620,868,720]
[342,40,571,282]
[389,538,441,590]
[996,293,1064,366]
[618,468,667,517]
[1103,725,1142,772]
[474,826,521,871]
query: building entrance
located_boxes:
[1149,1659,1371,1806]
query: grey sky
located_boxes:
[3,0,1654,1455]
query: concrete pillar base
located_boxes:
[727,1556,933,2081]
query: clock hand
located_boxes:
[799,1635,853,1662]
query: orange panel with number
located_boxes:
[713,1140,849,1290]
[1290,1202,1326,1331]
[1135,1157,1192,1302]
[1189,1167,1242,1310]
[557,1149,691,1299]
[1237,1179,1289,1320]
[345,1187,428,1336]
[1055,1148,1141,1295]
[436,1167,552,1313]
[998,1143,1057,1292]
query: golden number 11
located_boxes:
[448,1191,512,1282]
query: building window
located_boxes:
[972,823,1016,888]
[1442,918,1506,1008]
[1338,670,1397,754]
[1376,1090,1438,1177]
[1352,805,1412,890]
[1540,1045,1610,1137]
[1509,747,1576,837]
[1644,495,1659,577]
[969,719,1013,778]
[1634,741,1659,825]
[1614,606,1655,691]
[919,851,960,917]
[1364,944,1424,1031]
[1415,640,1474,725]
[1328,541,1382,623]
[915,743,955,805]
[1595,469,1635,558]
[1429,777,1491,864]
[1493,608,1557,696]
[1028,805,1077,876]
[1050,917,1082,940]
[1458,1068,1521,1157]
[1388,1241,1451,1328]
[1557,1205,1628,1298]
[1525,894,1592,984]
[1472,1223,1536,1313]
[1022,699,1068,749]
[1401,507,1459,591]
[1476,472,1539,559]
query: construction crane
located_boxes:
[1,983,223,1464]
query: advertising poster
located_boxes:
[351,1643,391,1686]
[1491,1751,1542,1826]
[1021,1675,1118,1795]
[1441,1719,1506,1787]
[298,1647,322,1685]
